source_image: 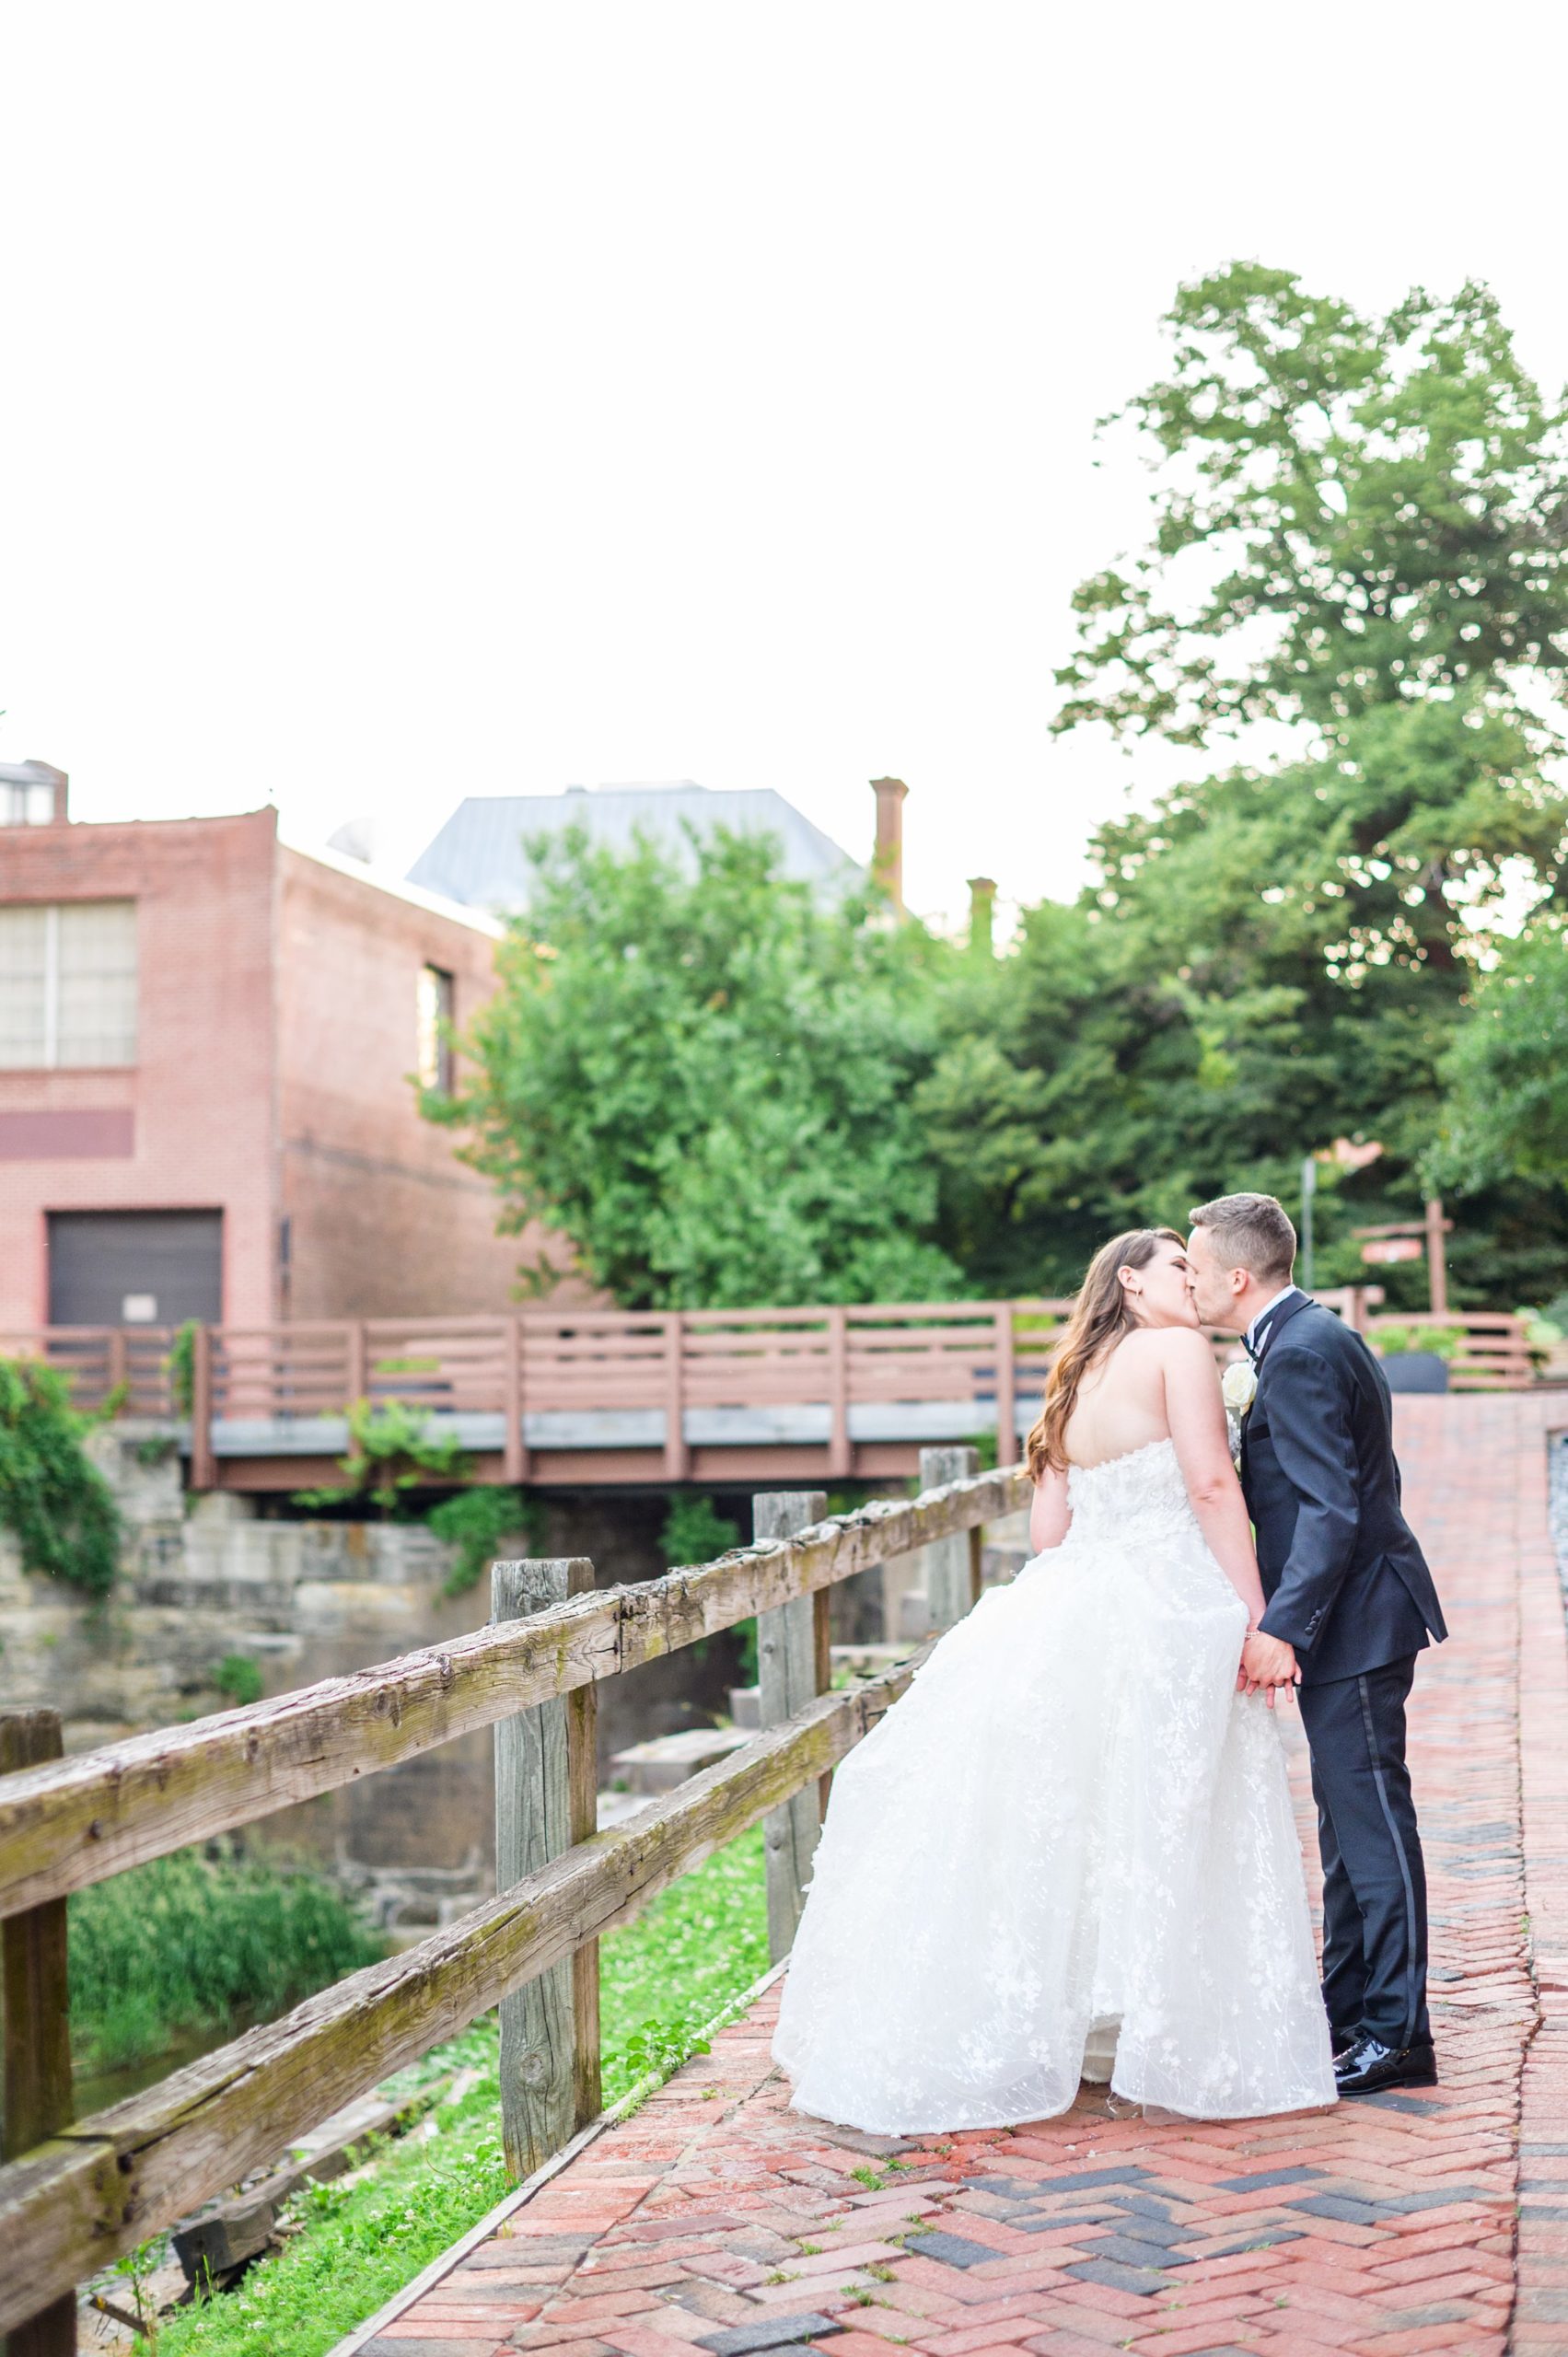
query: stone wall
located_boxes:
[0,1435,1020,1926]
[0,1432,750,1926]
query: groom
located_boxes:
[1186,1192,1446,2098]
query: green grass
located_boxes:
[71,1846,385,2077]
[137,1824,768,2357]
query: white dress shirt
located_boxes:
[1246,1283,1304,1356]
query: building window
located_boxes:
[0,900,138,1069]
[416,963,455,1093]
[1,782,55,826]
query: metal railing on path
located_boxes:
[0,1292,1536,1490]
[0,1448,1025,2349]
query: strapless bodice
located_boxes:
[1063,1434,1195,1541]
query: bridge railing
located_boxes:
[0,1324,180,1418]
[2,1295,1534,1493]
[0,1453,1028,2349]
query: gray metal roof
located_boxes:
[405,783,864,911]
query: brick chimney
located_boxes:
[870,776,908,911]
[967,876,996,957]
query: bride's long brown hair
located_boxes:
[1025,1227,1185,1479]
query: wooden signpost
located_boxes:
[1353,1196,1453,1315]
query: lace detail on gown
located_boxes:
[770,1437,1336,2131]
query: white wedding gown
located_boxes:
[771,1436,1337,2130]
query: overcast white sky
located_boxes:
[5,3,1568,929]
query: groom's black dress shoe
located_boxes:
[1330,2025,1357,2061]
[1333,2034,1437,2096]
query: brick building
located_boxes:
[0,765,552,1331]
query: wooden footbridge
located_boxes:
[0,1448,1024,2351]
[0,1295,1543,2351]
[1,1295,1531,1491]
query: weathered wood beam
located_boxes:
[755,1492,827,1963]
[1,1712,75,2357]
[493,1559,599,2178]
[0,1651,929,2340]
[0,1469,1028,1921]
[920,1446,982,1627]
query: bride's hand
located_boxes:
[1239,1629,1299,1709]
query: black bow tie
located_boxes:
[1246,1297,1292,1364]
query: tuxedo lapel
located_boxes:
[1254,1288,1313,1368]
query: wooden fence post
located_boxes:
[492,1560,600,2178]
[920,1446,981,1625]
[826,1307,851,1478]
[1425,1196,1450,1317]
[754,1491,829,1963]
[2,1710,75,2357]
[663,1315,690,1480]
[503,1314,526,1485]
[190,1322,215,1494]
[993,1306,1016,1468]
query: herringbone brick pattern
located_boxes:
[354,1396,1564,2357]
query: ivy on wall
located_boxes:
[0,1357,123,1598]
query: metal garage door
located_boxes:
[47,1211,224,1327]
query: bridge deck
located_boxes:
[340,1395,1566,2357]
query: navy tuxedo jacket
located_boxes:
[1239,1294,1446,1687]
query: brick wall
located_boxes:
[0,808,279,1328]
[0,807,587,1330]
[275,846,578,1317]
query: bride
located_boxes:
[770,1227,1337,2130]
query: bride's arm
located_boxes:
[1158,1329,1267,1627]
[1029,1463,1071,1553]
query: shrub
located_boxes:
[70,1845,384,2073]
[212,1653,265,1708]
[425,1486,543,1598]
[656,1493,740,1570]
[657,1494,752,1677]
[0,1356,122,1597]
[294,1399,470,1517]
[166,1318,200,1417]
[1371,1324,1466,1362]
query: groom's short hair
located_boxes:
[1189,1192,1296,1283]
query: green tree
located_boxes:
[1054,265,1568,748]
[429,826,965,1309]
[1431,914,1568,1189]
[924,713,1568,1298]
[924,264,1568,1306]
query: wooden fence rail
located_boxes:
[0,1666,930,2341]
[0,1451,1019,2347]
[0,1468,1028,1922]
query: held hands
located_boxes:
[1237,1629,1300,1710]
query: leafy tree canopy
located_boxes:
[1053,265,1568,749]
[927,263,1568,1307]
[426,268,1568,1318]
[432,827,965,1309]
[921,717,1568,1302]
[1430,914,1568,1190]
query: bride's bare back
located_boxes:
[1059,1230,1212,1469]
[1062,1329,1181,1469]
[1026,1233,1271,1660]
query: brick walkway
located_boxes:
[353,1396,1565,2357]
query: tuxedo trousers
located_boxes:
[1297,1655,1431,2049]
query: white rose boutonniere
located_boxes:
[1221,1360,1257,1466]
